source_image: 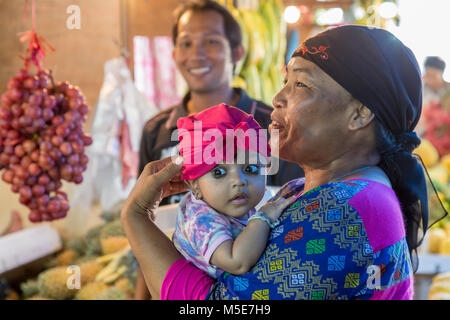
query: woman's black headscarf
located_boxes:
[292,25,447,272]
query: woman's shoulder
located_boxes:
[297,178,397,206]
[337,179,406,253]
[282,179,405,251]
[307,179,404,230]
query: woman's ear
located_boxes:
[348,104,375,131]
[185,180,203,200]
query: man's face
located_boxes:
[173,10,235,94]
[423,67,444,91]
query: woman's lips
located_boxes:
[269,120,284,133]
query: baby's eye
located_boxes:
[244,165,260,175]
[295,81,308,88]
[212,167,226,178]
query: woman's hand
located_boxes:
[123,156,187,219]
[258,195,297,223]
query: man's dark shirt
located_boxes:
[138,88,304,204]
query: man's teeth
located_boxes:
[189,67,211,75]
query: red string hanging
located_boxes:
[18,0,54,71]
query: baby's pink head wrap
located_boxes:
[176,103,271,180]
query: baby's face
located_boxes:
[196,160,266,218]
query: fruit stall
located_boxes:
[0,0,449,301]
[413,92,450,300]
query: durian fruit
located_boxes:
[74,282,109,300]
[79,260,103,285]
[56,249,80,266]
[99,219,126,240]
[114,278,134,297]
[428,228,447,253]
[37,266,78,300]
[101,236,129,255]
[20,279,39,299]
[94,286,128,300]
[414,138,439,168]
[66,237,87,256]
[85,225,103,256]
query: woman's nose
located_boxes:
[272,87,286,109]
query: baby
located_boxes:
[172,104,294,278]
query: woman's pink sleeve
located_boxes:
[160,258,215,300]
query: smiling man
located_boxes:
[138,0,303,206]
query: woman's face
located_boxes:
[195,158,266,218]
[270,56,355,168]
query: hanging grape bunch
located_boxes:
[0,26,92,222]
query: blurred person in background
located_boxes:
[422,56,450,106]
[416,56,450,136]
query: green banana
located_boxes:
[255,7,272,75]
[230,6,249,76]
[261,73,274,106]
[216,0,287,106]
[243,64,262,101]
[259,0,277,73]
[269,64,283,97]
[241,9,265,66]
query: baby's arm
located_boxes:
[210,195,296,275]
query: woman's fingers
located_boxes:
[144,156,177,176]
[125,157,184,216]
[152,157,184,185]
[142,156,183,190]
[148,156,187,199]
[162,180,188,199]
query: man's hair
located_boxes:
[424,56,446,72]
[172,0,242,50]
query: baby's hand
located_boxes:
[258,195,297,223]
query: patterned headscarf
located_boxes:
[292,25,422,135]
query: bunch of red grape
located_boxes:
[0,68,92,222]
